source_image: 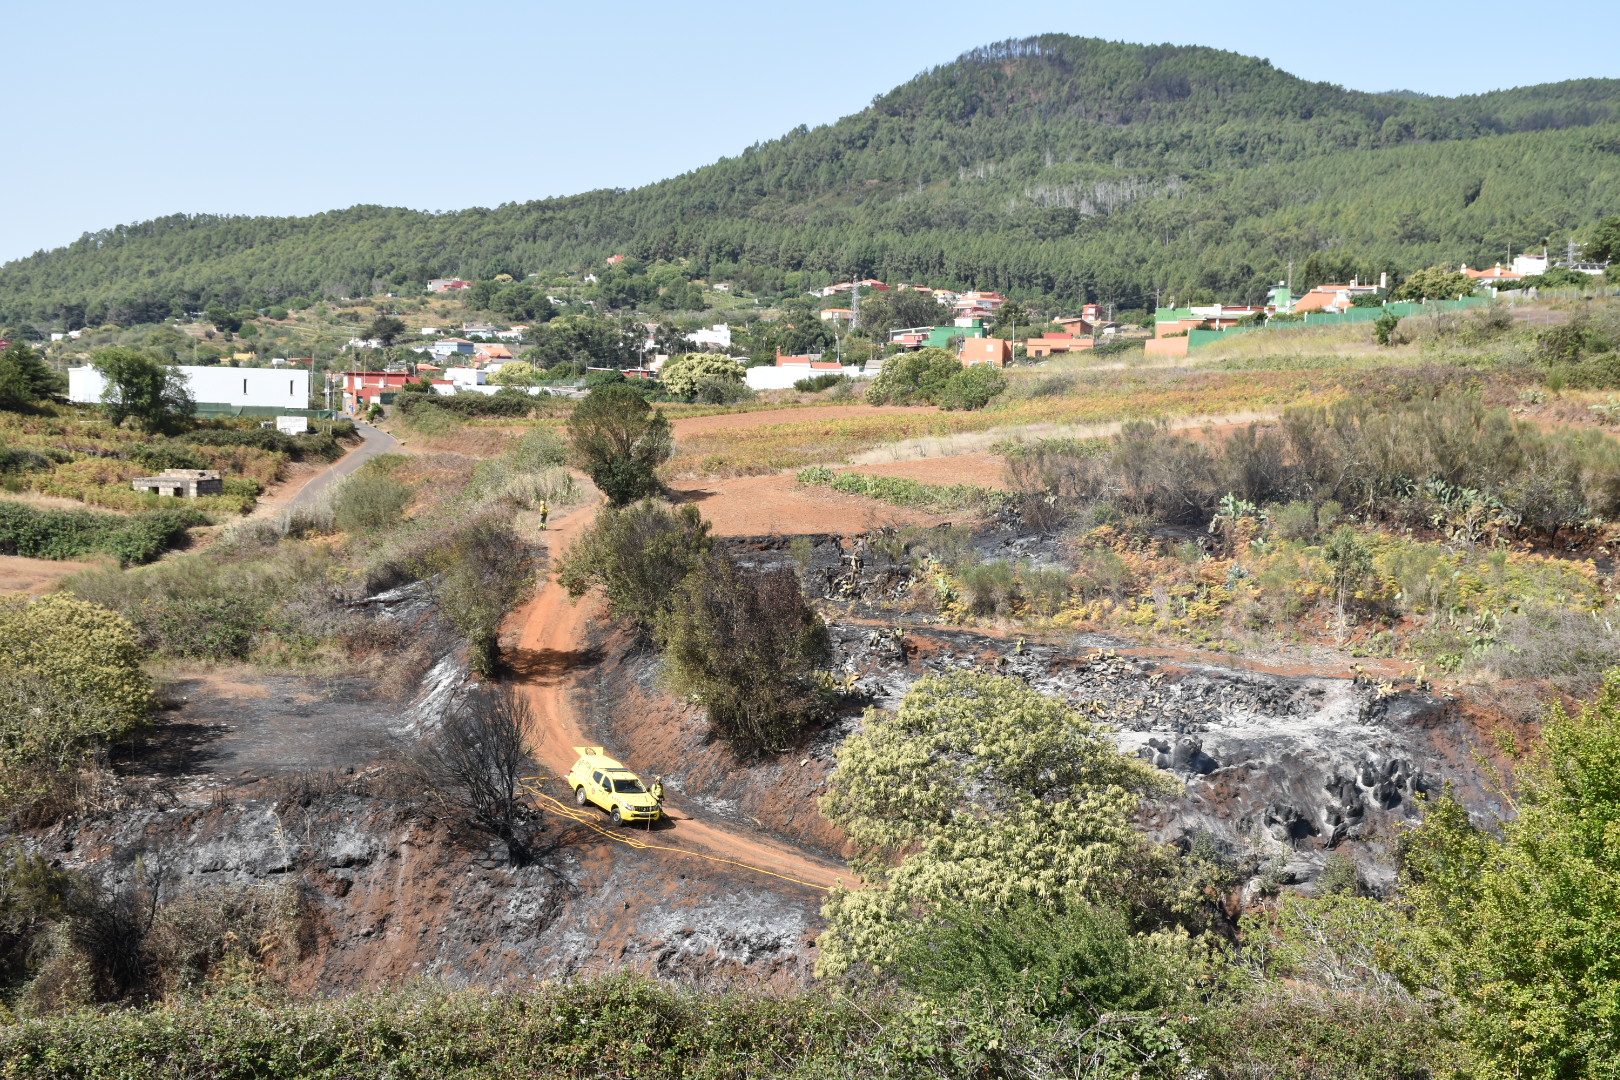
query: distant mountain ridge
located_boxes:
[3,34,1617,323]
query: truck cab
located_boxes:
[566,747,661,825]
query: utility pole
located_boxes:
[850,279,860,331]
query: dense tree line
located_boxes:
[2,35,1618,325]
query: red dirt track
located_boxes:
[508,503,850,892]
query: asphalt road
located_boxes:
[292,422,400,510]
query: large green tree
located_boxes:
[91,348,193,433]
[1585,215,1620,264]
[1400,675,1620,1078]
[657,552,830,754]
[366,315,407,346]
[565,383,672,505]
[0,342,63,411]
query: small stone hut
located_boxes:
[132,469,223,498]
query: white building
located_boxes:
[688,324,732,349]
[443,367,487,387]
[69,365,310,411]
[1512,253,1549,277]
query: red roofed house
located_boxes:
[606,255,627,266]
[1293,282,1382,314]
[1054,304,1116,336]
[339,370,421,414]
[1461,263,1524,284]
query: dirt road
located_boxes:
[509,503,850,893]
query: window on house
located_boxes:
[243,378,248,394]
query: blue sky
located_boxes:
[3,0,1616,264]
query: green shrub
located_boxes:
[795,467,1006,514]
[417,515,537,675]
[864,347,960,405]
[661,353,745,399]
[0,503,205,565]
[331,470,413,534]
[818,671,1177,977]
[938,364,1007,411]
[1189,988,1445,1080]
[221,477,263,498]
[891,896,1187,1021]
[1399,676,1620,1077]
[1272,500,1319,540]
[0,595,154,815]
[180,427,342,463]
[957,560,1019,616]
[556,501,713,635]
[397,389,534,418]
[657,551,830,754]
[129,442,208,472]
[794,372,848,393]
[146,596,265,660]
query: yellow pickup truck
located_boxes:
[567,747,662,825]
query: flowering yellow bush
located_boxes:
[817,671,1177,977]
[0,595,154,805]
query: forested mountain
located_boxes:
[4,35,1618,325]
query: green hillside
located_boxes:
[3,35,1618,324]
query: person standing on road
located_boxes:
[538,498,549,530]
[650,776,664,803]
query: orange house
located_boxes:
[960,337,1011,367]
[1025,333,1095,358]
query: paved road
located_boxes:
[292,422,400,510]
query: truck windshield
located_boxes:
[609,777,645,794]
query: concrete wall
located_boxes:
[69,366,310,411]
[745,365,869,391]
[1143,336,1190,359]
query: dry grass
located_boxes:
[663,368,1342,477]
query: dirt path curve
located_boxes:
[509,503,851,893]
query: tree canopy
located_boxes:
[565,383,672,505]
[3,37,1618,325]
[91,348,194,434]
[0,342,63,411]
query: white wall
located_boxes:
[744,365,870,391]
[69,366,310,410]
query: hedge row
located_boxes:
[396,390,536,417]
[0,503,207,565]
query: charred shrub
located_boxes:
[658,552,831,754]
[413,687,539,865]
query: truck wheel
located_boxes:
[610,808,624,826]
[575,786,587,807]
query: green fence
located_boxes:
[1186,296,1490,350]
[193,402,336,419]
